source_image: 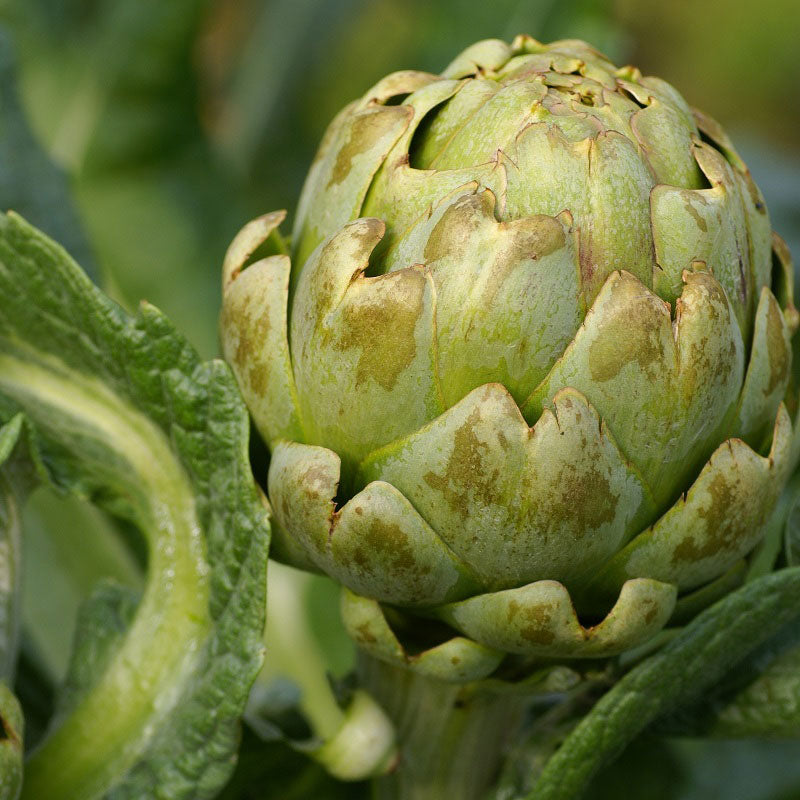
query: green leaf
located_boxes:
[50,580,138,728]
[661,617,800,739]
[529,567,800,800]
[586,737,800,800]
[0,211,270,799]
[711,635,800,737]
[19,486,142,685]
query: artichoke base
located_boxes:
[360,651,528,800]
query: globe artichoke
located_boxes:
[221,35,799,682]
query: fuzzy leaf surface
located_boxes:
[529,568,800,800]
[0,212,270,799]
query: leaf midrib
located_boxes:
[0,351,211,800]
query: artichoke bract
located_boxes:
[222,36,799,681]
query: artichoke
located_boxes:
[221,35,799,682]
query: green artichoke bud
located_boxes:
[222,36,799,681]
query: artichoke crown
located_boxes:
[222,36,799,680]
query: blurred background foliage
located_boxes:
[0,0,798,797]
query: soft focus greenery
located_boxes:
[3,0,798,357]
[0,1,798,798]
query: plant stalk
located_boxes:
[360,653,527,800]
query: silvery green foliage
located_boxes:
[0,213,270,799]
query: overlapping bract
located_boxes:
[222,36,799,680]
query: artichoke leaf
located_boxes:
[651,141,752,337]
[362,79,507,243]
[583,403,792,606]
[384,185,584,409]
[732,285,792,444]
[292,69,439,266]
[291,219,443,470]
[770,234,800,472]
[538,37,617,69]
[359,383,656,593]
[691,107,748,173]
[292,102,414,271]
[268,441,480,607]
[340,589,503,684]
[771,232,798,332]
[420,79,546,172]
[361,71,440,105]
[221,210,287,289]
[735,167,773,304]
[441,39,515,79]
[524,268,745,511]
[505,124,656,304]
[437,577,676,658]
[409,82,499,170]
[629,95,705,189]
[639,74,697,130]
[221,213,305,448]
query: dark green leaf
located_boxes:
[0,211,269,799]
[50,580,138,728]
[652,615,800,742]
[586,737,800,800]
[710,639,800,738]
[529,568,800,800]
[19,486,142,684]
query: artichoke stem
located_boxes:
[359,653,526,800]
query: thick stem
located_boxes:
[360,653,527,800]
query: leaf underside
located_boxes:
[0,212,270,799]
